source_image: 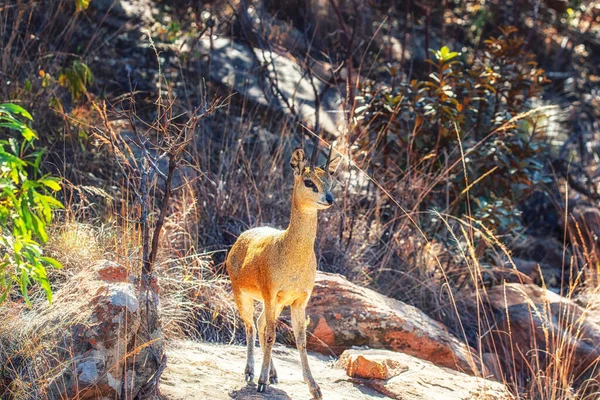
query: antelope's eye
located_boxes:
[304,180,318,192]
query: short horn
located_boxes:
[310,137,319,168]
[300,127,306,152]
[324,143,333,173]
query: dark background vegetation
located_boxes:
[2,0,600,398]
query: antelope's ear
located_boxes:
[290,148,307,176]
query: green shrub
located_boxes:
[0,103,63,305]
[58,60,94,100]
[356,27,551,234]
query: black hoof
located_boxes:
[269,375,278,384]
[245,366,254,382]
[311,387,323,399]
[257,382,268,393]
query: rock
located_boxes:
[337,349,408,380]
[490,257,564,287]
[160,340,384,400]
[160,340,510,400]
[306,272,480,374]
[566,206,600,266]
[197,37,343,135]
[509,236,571,288]
[0,260,162,400]
[482,263,535,286]
[337,349,512,400]
[479,283,600,391]
[510,236,566,270]
[91,0,154,24]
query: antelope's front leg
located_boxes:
[291,298,322,399]
[257,303,277,392]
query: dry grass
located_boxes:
[3,85,599,400]
[2,1,600,399]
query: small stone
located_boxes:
[78,361,99,384]
[338,350,408,380]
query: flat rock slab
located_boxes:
[161,340,387,400]
[160,340,512,400]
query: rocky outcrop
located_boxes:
[160,340,511,400]
[196,37,343,135]
[566,206,600,263]
[306,272,479,374]
[509,236,571,287]
[161,340,384,400]
[337,349,512,400]
[0,260,161,400]
[479,283,600,390]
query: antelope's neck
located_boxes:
[282,192,318,255]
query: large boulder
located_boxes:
[0,260,162,400]
[337,349,512,400]
[306,272,479,374]
[479,283,600,392]
[196,37,343,135]
[566,206,600,268]
[509,236,572,288]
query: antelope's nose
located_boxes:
[325,192,334,205]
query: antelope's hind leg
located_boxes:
[258,304,279,385]
[234,292,256,382]
[257,301,285,392]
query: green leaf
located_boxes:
[0,103,33,120]
[40,256,63,269]
[39,178,62,191]
[75,0,90,12]
[19,268,31,307]
[40,278,53,303]
[31,214,49,243]
[22,127,37,141]
[40,194,64,209]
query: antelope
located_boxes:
[226,143,336,399]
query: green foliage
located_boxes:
[59,60,93,100]
[356,27,551,234]
[0,103,64,305]
[75,0,90,13]
[167,22,182,42]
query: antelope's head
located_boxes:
[289,144,336,211]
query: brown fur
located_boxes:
[226,148,333,399]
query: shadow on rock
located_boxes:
[230,383,293,400]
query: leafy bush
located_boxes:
[356,27,551,233]
[0,103,63,305]
[58,60,94,100]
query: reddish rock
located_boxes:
[479,284,600,392]
[338,350,408,380]
[336,349,512,400]
[0,260,162,399]
[306,272,479,374]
